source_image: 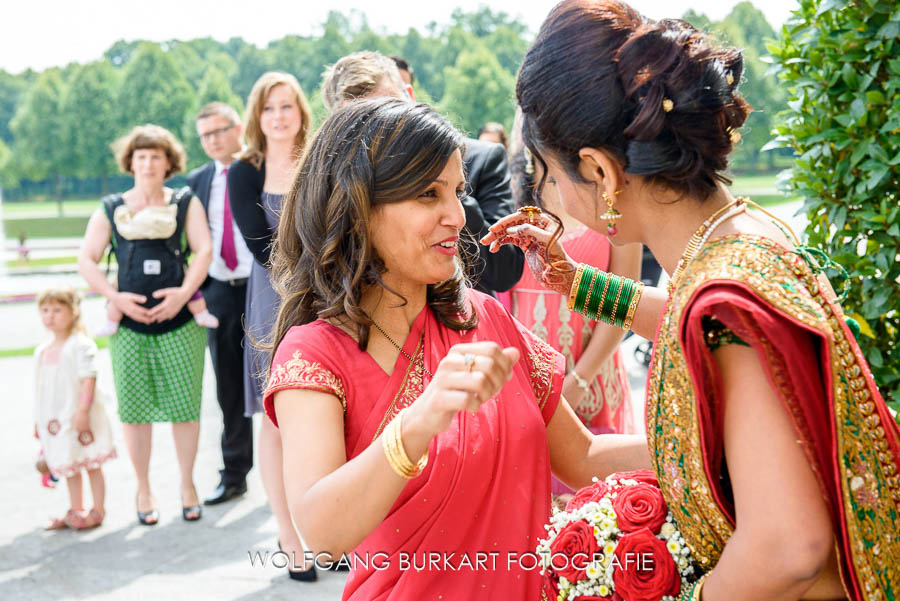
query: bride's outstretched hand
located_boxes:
[480,209,577,297]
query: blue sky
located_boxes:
[3,0,797,73]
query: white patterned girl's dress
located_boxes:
[34,333,116,478]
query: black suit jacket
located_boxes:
[461,138,524,294]
[186,161,216,213]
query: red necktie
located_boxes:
[220,167,238,271]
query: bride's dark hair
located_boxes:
[517,0,751,202]
[268,98,476,367]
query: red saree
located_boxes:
[648,235,900,600]
[264,290,565,600]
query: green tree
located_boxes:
[683,3,786,171]
[268,35,317,93]
[231,43,273,101]
[0,137,16,188]
[770,0,900,414]
[117,43,196,143]
[0,70,27,143]
[438,45,515,136]
[10,70,68,210]
[718,2,786,170]
[105,39,142,67]
[62,61,121,195]
[183,66,244,170]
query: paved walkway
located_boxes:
[0,350,348,601]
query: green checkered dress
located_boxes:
[110,321,206,423]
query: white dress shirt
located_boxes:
[208,160,253,281]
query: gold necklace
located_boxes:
[370,320,434,378]
[667,198,744,294]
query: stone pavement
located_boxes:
[0,350,348,601]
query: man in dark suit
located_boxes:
[186,102,253,505]
[321,52,524,295]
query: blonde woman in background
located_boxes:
[226,72,317,581]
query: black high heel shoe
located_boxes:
[182,487,202,522]
[278,540,317,582]
[136,494,159,526]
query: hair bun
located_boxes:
[518,0,751,200]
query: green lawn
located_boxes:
[4,215,91,239]
[2,198,99,217]
[731,173,779,191]
[6,255,79,269]
[0,336,109,359]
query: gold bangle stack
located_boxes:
[382,407,428,479]
[622,281,644,331]
[568,264,586,310]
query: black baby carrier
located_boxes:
[102,186,194,334]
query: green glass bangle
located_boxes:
[586,271,608,320]
[599,274,622,324]
[592,270,613,321]
[614,278,634,327]
[573,265,593,314]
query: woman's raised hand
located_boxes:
[408,341,520,438]
[480,209,577,297]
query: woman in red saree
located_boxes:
[482,1,900,600]
[263,98,650,600]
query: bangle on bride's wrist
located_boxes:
[581,268,599,319]
[622,281,644,331]
[599,274,621,323]
[568,264,586,311]
[613,277,634,327]
[586,270,607,320]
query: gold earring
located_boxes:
[600,191,621,236]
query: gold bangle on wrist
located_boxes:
[382,408,428,479]
[568,264,585,310]
[622,281,644,331]
[692,574,709,601]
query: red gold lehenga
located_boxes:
[648,234,900,600]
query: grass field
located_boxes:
[4,215,92,239]
[2,198,99,217]
[0,335,109,359]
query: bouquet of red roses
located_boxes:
[537,470,698,601]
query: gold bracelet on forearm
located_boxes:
[382,408,428,479]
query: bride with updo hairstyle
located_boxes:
[484,1,900,600]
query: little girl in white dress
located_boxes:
[34,288,116,530]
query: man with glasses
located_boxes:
[187,102,254,505]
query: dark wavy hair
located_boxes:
[517,0,751,201]
[269,98,476,362]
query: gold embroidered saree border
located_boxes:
[648,235,900,599]
[372,333,427,442]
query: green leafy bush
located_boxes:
[768,0,900,415]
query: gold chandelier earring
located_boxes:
[600,190,622,236]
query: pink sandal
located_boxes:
[66,508,105,530]
[45,508,79,530]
